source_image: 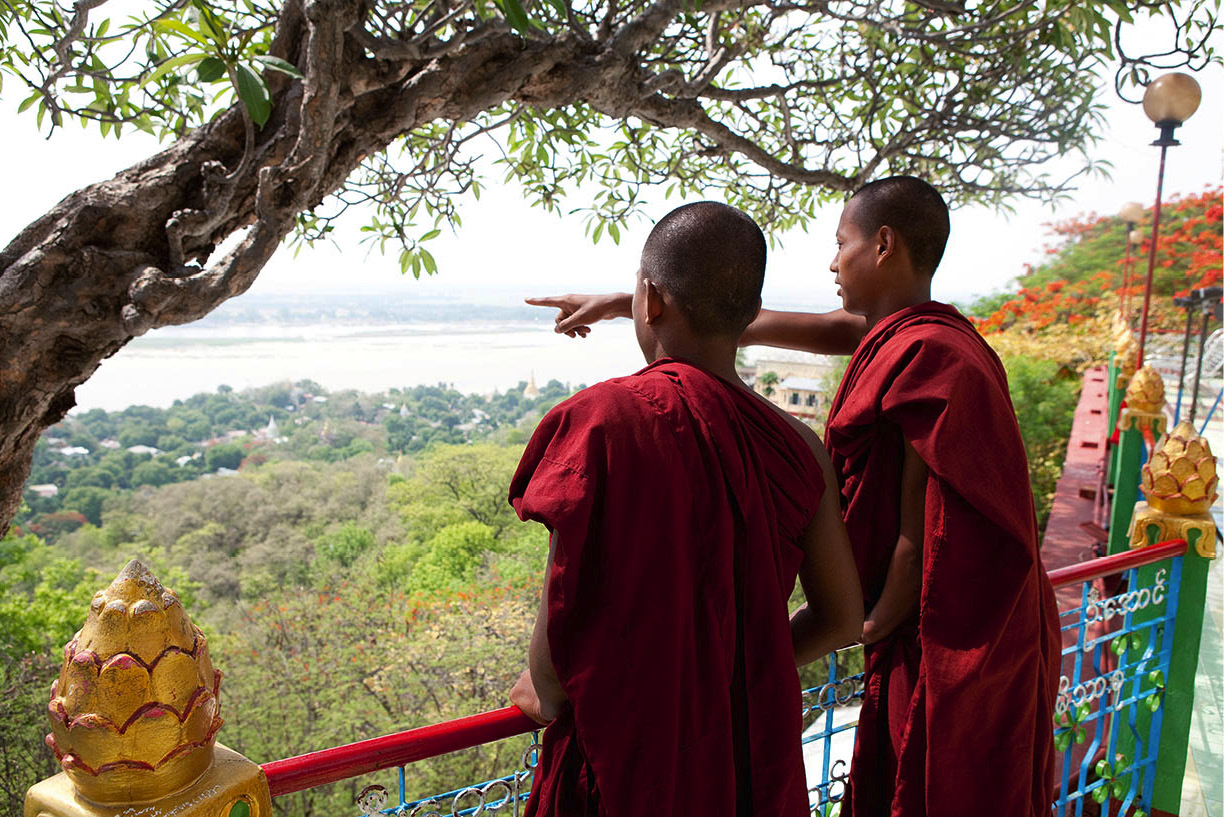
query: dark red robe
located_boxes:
[825,302,1060,817]
[509,358,822,817]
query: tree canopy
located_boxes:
[0,0,1218,530]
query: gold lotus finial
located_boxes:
[1124,366,1166,414]
[1115,333,1139,381]
[1142,421,1219,516]
[46,560,222,804]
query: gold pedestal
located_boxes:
[1117,407,1167,435]
[24,745,272,817]
[1128,503,1217,559]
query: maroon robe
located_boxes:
[509,358,822,817]
[825,302,1060,817]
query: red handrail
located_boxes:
[261,706,539,797]
[261,540,1189,797]
[1047,539,1187,589]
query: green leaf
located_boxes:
[197,56,227,82]
[143,52,209,85]
[192,0,227,44]
[543,0,566,15]
[419,229,441,242]
[420,249,437,275]
[153,19,210,46]
[1112,637,1126,655]
[1073,726,1087,745]
[1076,702,1091,723]
[1146,693,1162,713]
[1092,786,1108,804]
[235,63,271,127]
[253,55,303,79]
[17,92,39,113]
[1095,760,1112,779]
[497,0,531,34]
[1055,731,1072,752]
[228,799,251,817]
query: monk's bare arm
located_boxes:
[524,293,631,338]
[525,294,867,354]
[510,532,568,724]
[860,438,927,645]
[791,440,864,667]
[738,309,867,355]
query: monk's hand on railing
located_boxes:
[509,669,554,726]
[525,293,632,338]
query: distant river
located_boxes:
[74,320,653,411]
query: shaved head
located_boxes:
[640,202,766,336]
[849,176,950,276]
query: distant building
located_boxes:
[254,415,283,443]
[59,446,90,457]
[774,377,822,419]
[523,372,541,399]
[127,445,161,456]
[99,438,121,449]
[29,484,59,499]
[749,350,837,421]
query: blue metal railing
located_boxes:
[1051,553,1183,816]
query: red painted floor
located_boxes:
[1041,365,1111,616]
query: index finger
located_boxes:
[524,296,567,307]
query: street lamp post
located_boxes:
[1135,73,1202,365]
[1118,202,1144,325]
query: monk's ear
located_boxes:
[643,278,666,324]
[876,225,898,266]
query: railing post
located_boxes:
[24,560,271,817]
[1126,421,1218,813]
[1108,330,1139,496]
[1107,367,1166,555]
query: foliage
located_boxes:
[970,187,1223,335]
[18,380,571,543]
[0,652,60,817]
[2,0,1217,265]
[998,355,1081,530]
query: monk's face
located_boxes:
[829,199,885,317]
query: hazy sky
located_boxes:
[2,13,1221,311]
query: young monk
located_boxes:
[528,177,1061,817]
[507,201,863,817]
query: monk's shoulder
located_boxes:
[544,377,665,430]
[747,390,828,471]
[888,319,997,371]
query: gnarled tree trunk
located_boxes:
[0,0,770,532]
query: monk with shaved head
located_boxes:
[508,201,863,817]
[531,178,1061,816]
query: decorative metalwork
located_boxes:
[1055,671,1126,717]
[1052,556,1183,816]
[803,648,865,816]
[1083,568,1167,624]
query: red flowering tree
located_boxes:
[973,186,1223,335]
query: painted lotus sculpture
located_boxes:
[1124,366,1166,414]
[1141,420,1219,516]
[1115,333,1139,383]
[46,560,223,804]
